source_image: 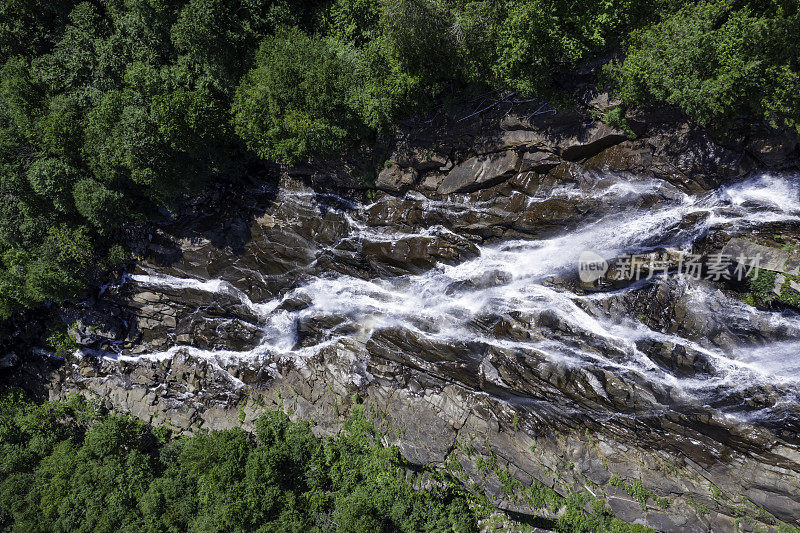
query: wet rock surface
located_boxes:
[7,98,800,531]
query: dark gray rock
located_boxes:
[8,95,800,533]
[558,122,630,160]
[519,150,563,172]
[722,237,798,274]
[375,164,418,193]
[0,353,19,369]
[438,151,521,194]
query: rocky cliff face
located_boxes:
[7,96,800,532]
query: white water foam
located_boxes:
[120,172,800,414]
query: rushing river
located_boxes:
[120,171,800,429]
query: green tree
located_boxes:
[0,393,483,532]
[493,0,659,96]
[25,158,78,213]
[606,0,800,131]
[328,0,381,46]
[232,28,362,164]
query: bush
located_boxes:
[72,179,125,230]
[329,0,381,46]
[493,0,658,96]
[25,158,78,213]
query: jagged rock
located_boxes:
[648,124,754,191]
[375,164,418,193]
[497,129,548,149]
[499,109,583,133]
[420,172,446,191]
[722,237,799,274]
[445,269,512,294]
[585,91,623,113]
[495,114,635,161]
[638,340,716,377]
[511,198,579,234]
[0,353,19,369]
[362,232,480,275]
[746,135,800,169]
[438,151,521,194]
[391,146,449,170]
[519,150,562,172]
[584,139,655,174]
[558,122,631,160]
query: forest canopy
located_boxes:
[0,0,798,318]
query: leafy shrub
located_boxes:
[748,268,778,304]
[493,0,659,96]
[603,107,637,139]
[45,327,77,358]
[72,179,125,231]
[232,28,362,164]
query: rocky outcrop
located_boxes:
[722,237,800,275]
[375,163,418,193]
[6,93,800,532]
[438,151,522,194]
[16,335,799,532]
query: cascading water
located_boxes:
[120,171,800,429]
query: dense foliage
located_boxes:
[606,0,800,132]
[1,0,798,318]
[0,392,478,532]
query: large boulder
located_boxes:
[746,135,799,169]
[557,122,631,160]
[361,233,480,275]
[375,163,418,193]
[438,151,521,194]
[519,150,562,172]
[497,112,636,161]
[722,237,799,274]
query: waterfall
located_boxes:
[123,171,800,424]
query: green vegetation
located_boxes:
[778,275,800,307]
[231,27,414,164]
[743,267,800,309]
[606,0,800,133]
[1,0,797,320]
[0,391,478,532]
[0,392,668,532]
[475,460,652,531]
[610,475,652,510]
[745,268,778,306]
[557,496,651,533]
[710,483,727,501]
[602,107,637,139]
[520,478,563,512]
[44,322,77,358]
[687,496,710,516]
